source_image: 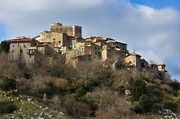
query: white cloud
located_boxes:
[0,0,180,80]
[65,0,103,8]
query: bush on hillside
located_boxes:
[169,80,180,93]
[0,101,17,114]
[130,78,146,102]
[0,41,9,53]
[64,94,95,118]
[0,77,16,91]
[139,94,152,112]
[163,94,178,112]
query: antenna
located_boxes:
[133,49,136,54]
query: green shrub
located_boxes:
[0,41,9,53]
[133,105,143,114]
[139,94,152,112]
[169,80,180,93]
[79,95,97,110]
[0,77,16,91]
[163,94,178,112]
[0,101,17,114]
[164,101,178,112]
[130,79,146,101]
[75,86,86,97]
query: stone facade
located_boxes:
[125,52,141,70]
[35,31,69,48]
[8,37,38,64]
[84,36,127,61]
[50,22,82,37]
[157,64,167,72]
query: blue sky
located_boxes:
[0,23,6,40]
[130,0,180,10]
[0,0,180,81]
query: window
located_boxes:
[29,49,33,55]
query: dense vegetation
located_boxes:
[0,51,179,118]
[0,41,9,53]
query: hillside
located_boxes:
[0,52,179,119]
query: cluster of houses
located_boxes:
[7,22,167,77]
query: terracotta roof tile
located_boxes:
[8,37,32,43]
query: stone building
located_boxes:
[8,37,38,64]
[50,22,82,37]
[148,64,167,73]
[8,36,61,66]
[26,41,65,66]
[8,22,82,66]
[102,38,127,61]
[125,52,141,70]
[35,31,69,48]
[66,40,101,65]
[157,64,167,72]
[85,36,127,51]
[85,36,107,48]
[35,22,82,53]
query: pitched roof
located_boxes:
[8,37,31,43]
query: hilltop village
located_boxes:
[1,22,180,119]
[8,22,166,77]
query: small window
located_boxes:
[29,49,33,54]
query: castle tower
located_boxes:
[50,22,62,32]
[50,22,82,37]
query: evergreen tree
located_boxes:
[0,41,9,53]
[130,79,146,101]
